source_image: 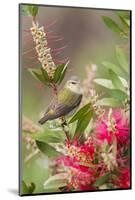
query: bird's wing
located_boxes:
[53,94,82,117]
[44,90,82,120]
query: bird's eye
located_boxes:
[71,81,76,84]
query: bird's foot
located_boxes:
[61,120,67,126]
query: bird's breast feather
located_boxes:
[58,88,82,106]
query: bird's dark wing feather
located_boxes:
[44,94,82,120]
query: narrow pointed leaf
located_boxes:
[96,98,121,107]
[119,16,130,28]
[116,46,129,74]
[102,61,126,78]
[119,77,128,88]
[27,5,38,17]
[73,110,93,140]
[21,5,29,15]
[41,68,50,82]
[58,63,69,84]
[109,89,128,100]
[28,68,44,82]
[27,5,33,14]
[94,78,114,89]
[69,102,91,124]
[22,181,35,194]
[22,181,29,194]
[102,16,122,33]
[28,68,50,86]
[32,6,38,17]
[94,77,128,90]
[116,11,130,20]
[43,173,68,190]
[109,69,125,91]
[36,141,61,157]
[27,182,36,194]
[33,129,65,143]
[54,61,69,83]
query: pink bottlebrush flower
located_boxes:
[80,143,95,160]
[60,155,95,190]
[57,140,96,190]
[57,155,92,173]
[116,167,130,188]
[96,121,112,144]
[96,110,129,145]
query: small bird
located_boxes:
[38,76,83,125]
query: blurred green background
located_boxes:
[21,5,129,194]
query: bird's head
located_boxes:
[65,76,82,94]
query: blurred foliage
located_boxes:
[102,11,130,39]
[21,5,39,17]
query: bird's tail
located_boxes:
[38,115,48,125]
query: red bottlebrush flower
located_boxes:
[57,140,96,190]
[80,143,95,160]
[58,155,95,190]
[116,168,130,188]
[96,110,129,145]
[96,121,112,144]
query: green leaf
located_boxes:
[94,78,114,89]
[109,69,125,91]
[28,68,44,82]
[94,77,128,92]
[116,11,130,20]
[94,173,110,187]
[33,129,65,143]
[69,102,91,124]
[116,46,129,74]
[73,110,93,140]
[32,6,38,17]
[102,61,126,78]
[58,63,69,84]
[102,16,122,33]
[109,89,128,100]
[116,11,130,31]
[27,5,33,14]
[41,68,50,82]
[22,181,35,194]
[28,68,50,86]
[22,181,29,194]
[124,19,130,27]
[36,141,61,157]
[119,77,128,88]
[54,61,69,83]
[27,5,39,17]
[21,5,29,15]
[119,16,130,28]
[43,173,68,190]
[96,98,121,107]
[27,182,36,194]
